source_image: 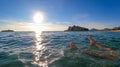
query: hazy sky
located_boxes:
[0,0,120,31]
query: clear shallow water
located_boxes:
[0,31,120,67]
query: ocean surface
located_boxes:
[0,31,120,67]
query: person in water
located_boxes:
[70,42,78,49]
[70,36,118,61]
[88,35,115,52]
[88,35,117,56]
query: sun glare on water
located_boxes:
[32,12,48,67]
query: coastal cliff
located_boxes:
[66,25,89,31]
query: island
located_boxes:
[90,28,99,31]
[1,30,14,32]
[109,26,120,32]
[102,26,120,32]
[66,25,89,31]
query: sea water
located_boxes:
[0,31,120,67]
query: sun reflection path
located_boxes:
[32,31,48,67]
[31,11,48,67]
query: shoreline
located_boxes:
[102,30,120,32]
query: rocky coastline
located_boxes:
[66,25,89,31]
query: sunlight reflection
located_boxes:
[32,12,48,67]
[32,30,48,67]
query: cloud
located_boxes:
[79,22,112,29]
[0,23,32,31]
[0,19,32,31]
[0,19,31,25]
[69,14,114,29]
[0,17,116,31]
[40,22,67,31]
[0,19,67,31]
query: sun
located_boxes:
[33,12,44,23]
[32,12,45,36]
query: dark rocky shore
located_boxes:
[1,30,14,32]
[66,25,89,31]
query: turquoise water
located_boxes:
[0,31,120,67]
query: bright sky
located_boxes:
[0,0,120,31]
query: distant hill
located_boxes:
[112,26,120,30]
[103,28,111,30]
[66,25,89,31]
[101,26,120,32]
[90,28,99,31]
[1,30,14,32]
